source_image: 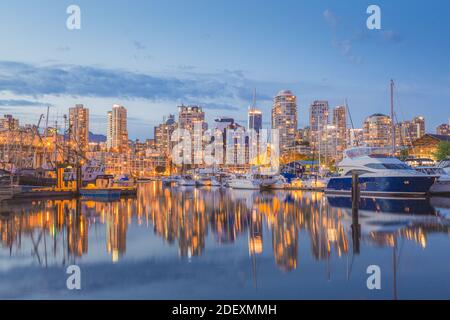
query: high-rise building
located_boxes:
[68,104,89,153]
[411,116,425,139]
[436,123,450,136]
[332,106,347,158]
[272,90,298,155]
[363,113,392,147]
[248,107,262,133]
[309,101,329,152]
[396,116,426,146]
[154,114,177,155]
[107,104,128,152]
[177,105,207,165]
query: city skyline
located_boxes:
[0,0,449,140]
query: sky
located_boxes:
[0,0,449,139]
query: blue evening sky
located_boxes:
[0,0,448,139]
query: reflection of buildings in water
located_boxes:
[0,200,89,265]
[106,201,129,263]
[3,184,446,273]
[272,208,298,272]
[326,196,450,249]
[249,209,263,255]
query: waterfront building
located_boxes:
[68,104,89,154]
[309,101,329,152]
[409,134,450,160]
[107,105,128,153]
[272,90,298,156]
[363,113,392,147]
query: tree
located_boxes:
[434,141,450,161]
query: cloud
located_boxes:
[56,46,71,52]
[323,9,339,29]
[133,41,147,50]
[199,103,239,111]
[323,10,362,64]
[0,99,51,107]
[381,30,403,43]
[0,61,246,102]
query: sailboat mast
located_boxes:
[390,79,396,155]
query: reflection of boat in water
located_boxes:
[327,195,450,235]
[325,147,437,197]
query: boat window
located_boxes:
[383,163,412,170]
[365,163,412,170]
[364,163,386,169]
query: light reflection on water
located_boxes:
[1,181,450,299]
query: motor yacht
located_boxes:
[325,147,437,197]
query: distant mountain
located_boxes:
[89,131,106,143]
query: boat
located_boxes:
[113,174,135,187]
[228,174,262,190]
[63,161,106,185]
[325,147,437,198]
[162,175,180,186]
[437,157,450,175]
[195,174,221,187]
[413,166,450,196]
[79,186,137,199]
[288,175,329,190]
[430,174,450,196]
[177,175,196,187]
[262,175,289,190]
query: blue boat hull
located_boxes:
[325,175,436,197]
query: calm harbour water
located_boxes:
[1,182,450,300]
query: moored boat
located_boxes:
[325,147,437,198]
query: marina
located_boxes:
[1,182,450,299]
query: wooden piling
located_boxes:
[351,172,361,254]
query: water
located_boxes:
[1,182,450,299]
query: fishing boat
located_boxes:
[325,147,437,197]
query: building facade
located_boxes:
[332,105,347,159]
[309,101,329,152]
[107,105,128,153]
[68,104,89,153]
[363,113,392,147]
[177,105,207,165]
[436,123,450,136]
[272,90,298,155]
